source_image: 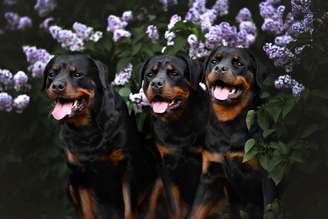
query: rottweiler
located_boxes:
[43,54,156,219]
[191,47,278,219]
[137,54,209,219]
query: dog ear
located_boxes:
[41,57,55,90]
[136,58,151,89]
[246,49,266,89]
[94,60,110,90]
[176,53,203,90]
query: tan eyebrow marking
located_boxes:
[52,64,60,71]
[166,63,174,71]
[68,65,77,73]
[152,64,159,71]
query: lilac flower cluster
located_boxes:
[34,0,57,17]
[162,14,182,52]
[0,92,13,112]
[49,22,102,51]
[13,71,28,91]
[274,74,305,96]
[0,93,30,113]
[185,0,229,31]
[260,0,313,96]
[107,11,133,42]
[187,34,209,59]
[129,88,149,107]
[187,7,257,58]
[39,17,54,31]
[112,64,133,86]
[159,0,178,12]
[146,25,159,42]
[4,12,32,31]
[22,46,54,78]
[0,69,13,88]
[13,94,30,113]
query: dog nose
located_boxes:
[52,80,66,93]
[214,65,228,73]
[151,79,164,90]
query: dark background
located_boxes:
[0,0,327,218]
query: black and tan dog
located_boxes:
[43,54,156,219]
[190,47,278,219]
[137,54,209,219]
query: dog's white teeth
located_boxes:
[73,100,78,107]
[229,88,236,94]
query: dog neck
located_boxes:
[154,88,210,148]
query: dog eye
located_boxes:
[170,71,179,77]
[72,72,83,78]
[48,72,56,79]
[210,59,217,65]
[146,72,153,78]
[236,61,243,67]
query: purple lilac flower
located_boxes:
[261,18,284,34]
[13,94,30,113]
[185,0,206,23]
[39,17,54,31]
[73,22,103,42]
[0,69,13,86]
[121,11,133,22]
[107,12,133,42]
[164,31,176,46]
[13,71,28,91]
[129,88,149,107]
[107,15,127,32]
[168,14,182,30]
[113,29,131,42]
[22,46,53,78]
[263,43,295,69]
[187,34,209,59]
[236,8,252,23]
[159,0,178,12]
[112,64,133,86]
[4,12,32,31]
[34,0,57,17]
[199,9,217,31]
[49,22,102,51]
[0,92,13,112]
[146,25,159,41]
[274,74,304,96]
[212,0,229,16]
[49,25,84,51]
[274,34,294,46]
[17,16,32,30]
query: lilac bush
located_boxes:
[34,0,57,17]
[4,12,32,31]
[112,64,133,86]
[107,11,133,42]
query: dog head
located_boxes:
[43,54,109,126]
[203,47,265,122]
[137,54,202,121]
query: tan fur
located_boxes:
[79,187,96,219]
[145,178,164,219]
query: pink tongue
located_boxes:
[51,102,73,120]
[151,102,169,114]
[213,86,230,100]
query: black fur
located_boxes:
[43,54,156,218]
[139,54,210,218]
[196,47,277,219]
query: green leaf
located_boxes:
[246,110,255,130]
[132,43,142,56]
[270,162,287,185]
[118,87,131,98]
[244,138,256,154]
[266,105,282,123]
[243,139,257,162]
[281,96,299,118]
[263,129,275,138]
[257,110,270,130]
